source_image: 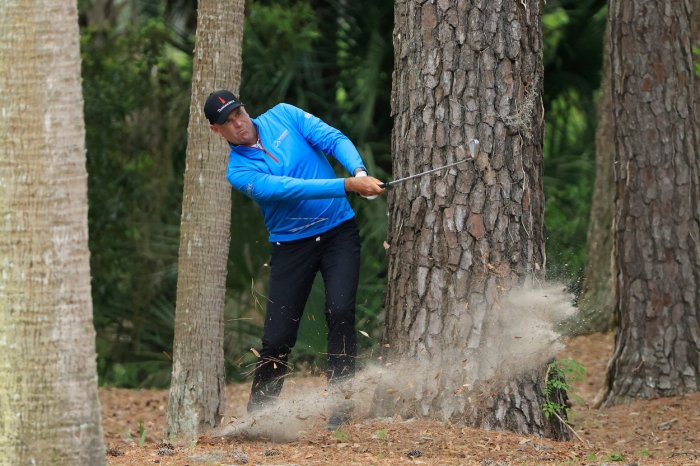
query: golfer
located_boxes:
[204,90,384,428]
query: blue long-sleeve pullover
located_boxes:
[226,103,366,242]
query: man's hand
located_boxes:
[344,175,385,197]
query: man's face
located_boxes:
[210,106,257,146]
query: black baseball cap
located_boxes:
[204,90,243,124]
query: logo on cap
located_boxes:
[204,90,243,124]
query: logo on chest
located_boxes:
[273,130,289,149]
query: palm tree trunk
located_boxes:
[0,1,106,463]
[166,0,245,438]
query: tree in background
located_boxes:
[575,15,615,335]
[380,0,568,438]
[166,0,245,437]
[0,0,106,463]
[599,0,699,406]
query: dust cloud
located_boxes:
[215,283,577,441]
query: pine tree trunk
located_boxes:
[380,0,568,439]
[575,18,615,335]
[601,0,700,406]
[0,1,106,464]
[166,0,245,437]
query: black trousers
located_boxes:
[248,218,360,411]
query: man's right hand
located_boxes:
[344,176,385,197]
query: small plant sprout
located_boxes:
[137,421,147,447]
[373,429,387,440]
[606,452,625,462]
[543,359,587,444]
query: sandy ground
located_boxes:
[102,332,700,465]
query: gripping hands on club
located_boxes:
[344,175,385,198]
[344,138,480,200]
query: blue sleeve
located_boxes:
[279,103,367,175]
[228,168,347,202]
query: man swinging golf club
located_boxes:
[205,90,384,430]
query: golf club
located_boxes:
[379,138,480,189]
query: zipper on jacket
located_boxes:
[252,138,279,164]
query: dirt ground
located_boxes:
[102,333,700,465]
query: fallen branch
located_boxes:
[553,411,589,446]
[670,451,699,459]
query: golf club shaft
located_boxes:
[379,159,470,189]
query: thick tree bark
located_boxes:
[0,1,106,464]
[380,0,568,439]
[166,0,245,437]
[575,18,615,335]
[601,0,700,406]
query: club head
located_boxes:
[468,139,480,159]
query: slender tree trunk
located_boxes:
[166,0,245,438]
[576,17,615,335]
[693,0,699,119]
[380,0,568,439]
[0,1,106,464]
[601,0,700,406]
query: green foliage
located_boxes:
[543,90,595,286]
[605,453,625,462]
[241,1,325,116]
[543,358,585,419]
[332,1,394,155]
[542,1,607,292]
[542,7,570,66]
[81,11,190,387]
[693,46,700,76]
